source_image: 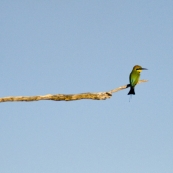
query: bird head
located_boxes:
[133,65,148,73]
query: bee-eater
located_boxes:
[128,65,147,95]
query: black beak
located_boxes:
[141,68,148,70]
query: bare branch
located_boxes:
[0,80,148,103]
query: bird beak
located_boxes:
[141,68,148,70]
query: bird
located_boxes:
[128,65,147,95]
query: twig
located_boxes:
[0,80,148,103]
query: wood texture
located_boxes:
[0,80,148,103]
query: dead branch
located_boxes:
[0,80,148,103]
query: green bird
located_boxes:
[128,65,147,95]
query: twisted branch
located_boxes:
[0,80,148,103]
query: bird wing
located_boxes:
[130,72,139,87]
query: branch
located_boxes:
[0,80,148,103]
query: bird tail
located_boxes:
[128,87,135,95]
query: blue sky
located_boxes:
[0,1,173,173]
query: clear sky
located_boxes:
[0,1,173,173]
